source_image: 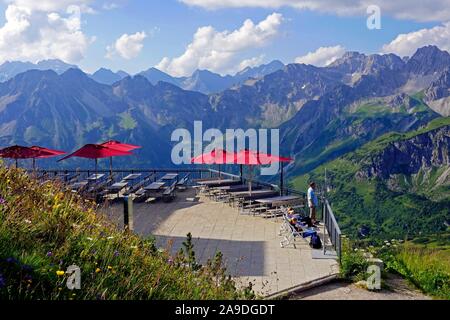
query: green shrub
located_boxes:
[339,238,369,280]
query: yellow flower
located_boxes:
[56,270,65,276]
[107,266,113,270]
[95,268,101,273]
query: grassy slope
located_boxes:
[0,167,250,300]
[291,117,450,241]
[381,234,450,299]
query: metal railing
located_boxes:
[322,198,342,261]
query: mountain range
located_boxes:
[0,45,449,173]
[0,58,285,94]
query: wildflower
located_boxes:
[58,287,62,291]
[0,197,5,205]
[87,237,93,241]
[130,245,138,249]
[24,219,32,224]
[107,266,113,270]
[56,270,65,276]
[46,251,53,257]
[6,257,17,264]
[0,274,5,288]
[95,268,101,273]
[107,236,114,240]
[113,250,119,257]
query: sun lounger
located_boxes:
[176,173,190,191]
[124,173,154,196]
[162,181,177,202]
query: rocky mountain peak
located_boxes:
[407,45,450,75]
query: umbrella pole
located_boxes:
[280,162,284,196]
[95,158,98,175]
[33,158,36,171]
[240,164,243,183]
[110,157,113,176]
[15,159,18,169]
[218,164,221,179]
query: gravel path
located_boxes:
[291,274,431,300]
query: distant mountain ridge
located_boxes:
[137,60,285,94]
[0,59,78,82]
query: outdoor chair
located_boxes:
[176,173,190,191]
[279,211,317,248]
[162,181,177,202]
[123,173,155,197]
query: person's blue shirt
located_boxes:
[307,187,318,207]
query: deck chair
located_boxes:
[176,173,190,191]
[162,181,177,202]
[279,212,317,248]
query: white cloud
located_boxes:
[382,22,450,57]
[238,55,265,71]
[156,13,283,76]
[106,31,147,60]
[102,2,120,10]
[295,45,346,67]
[180,0,450,22]
[6,0,94,13]
[0,2,93,64]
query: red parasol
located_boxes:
[235,149,293,195]
[58,144,133,173]
[100,140,141,174]
[0,145,43,168]
[30,146,66,169]
[100,140,141,151]
[191,148,237,177]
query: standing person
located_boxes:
[307,182,319,225]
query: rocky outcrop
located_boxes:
[360,125,450,179]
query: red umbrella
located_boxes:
[191,148,236,177]
[100,140,141,174]
[235,149,293,196]
[58,144,133,173]
[100,140,141,151]
[30,146,66,169]
[0,145,43,168]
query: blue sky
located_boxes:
[0,0,447,75]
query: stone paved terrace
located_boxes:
[102,188,339,297]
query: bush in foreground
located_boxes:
[0,167,252,300]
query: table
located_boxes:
[71,181,88,190]
[123,173,141,181]
[213,184,247,190]
[108,182,128,192]
[161,173,178,180]
[144,182,166,191]
[87,174,104,181]
[255,195,301,206]
[228,189,275,197]
[197,179,239,186]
